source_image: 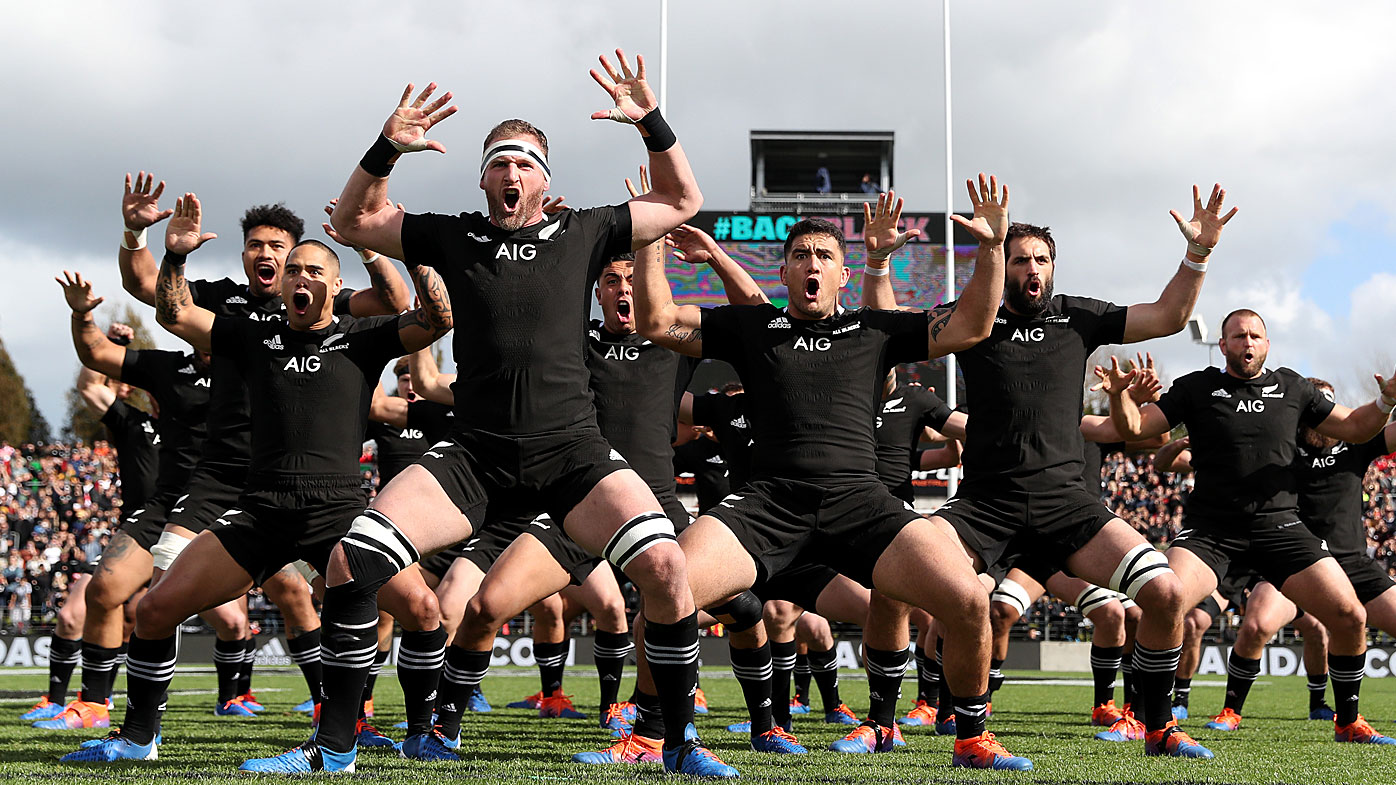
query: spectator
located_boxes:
[859,173,884,195]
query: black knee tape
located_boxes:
[1196,596,1221,622]
[711,590,763,633]
[340,537,400,597]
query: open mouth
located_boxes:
[803,277,820,302]
[255,262,277,287]
[616,299,632,323]
[1243,350,1255,364]
[1026,277,1042,298]
[503,187,521,212]
[291,289,311,315]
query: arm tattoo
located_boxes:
[403,265,452,339]
[155,260,191,326]
[665,323,702,344]
[929,304,957,343]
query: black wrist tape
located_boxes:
[360,134,399,177]
[637,109,677,152]
[163,251,187,267]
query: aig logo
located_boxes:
[1312,455,1336,468]
[1011,327,1045,342]
[1236,400,1264,413]
[283,356,322,373]
[793,336,831,352]
[604,346,640,361]
[495,244,537,261]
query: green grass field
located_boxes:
[1,666,1392,783]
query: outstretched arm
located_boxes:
[1152,436,1193,474]
[154,193,218,353]
[588,50,702,247]
[1315,369,1396,443]
[321,199,412,316]
[926,174,1010,358]
[58,272,127,378]
[409,345,456,406]
[395,265,452,353]
[1123,184,1238,342]
[634,230,703,357]
[117,171,175,306]
[861,191,922,311]
[666,222,768,305]
[369,383,409,429]
[1096,357,1172,439]
[331,83,458,259]
[75,365,115,417]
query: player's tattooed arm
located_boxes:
[628,170,704,357]
[664,323,703,345]
[57,271,128,379]
[1123,184,1238,343]
[925,174,1008,359]
[397,265,453,350]
[154,193,216,353]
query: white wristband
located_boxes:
[359,250,380,265]
[121,226,147,251]
[1379,394,1396,415]
[1186,241,1212,259]
[864,264,889,277]
[1182,256,1207,273]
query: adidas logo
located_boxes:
[1211,389,1232,398]
[609,449,626,462]
[255,637,292,666]
[767,316,790,329]
[730,416,748,429]
[602,675,618,682]
[178,364,198,374]
[263,334,284,350]
[442,703,457,712]
[705,455,725,464]
[225,295,248,304]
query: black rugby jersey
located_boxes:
[1083,440,1124,496]
[400,207,631,435]
[690,391,754,490]
[211,314,405,483]
[101,400,159,510]
[954,295,1127,494]
[368,399,455,485]
[189,277,354,468]
[120,349,210,498]
[874,385,954,500]
[1295,432,1391,558]
[1153,367,1333,523]
[586,321,699,496]
[672,436,730,511]
[701,304,931,482]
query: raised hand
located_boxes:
[123,171,174,230]
[383,83,457,154]
[165,193,217,255]
[949,173,1010,245]
[542,196,569,215]
[863,190,921,261]
[108,323,135,343]
[624,164,652,198]
[1376,367,1396,403]
[1127,351,1163,403]
[56,271,104,313]
[1170,184,1238,255]
[590,49,657,123]
[665,224,722,265]
[1090,356,1137,396]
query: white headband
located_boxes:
[481,139,551,183]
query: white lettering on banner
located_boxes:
[1368,648,1390,678]
[1197,646,1226,676]
[1197,645,1396,678]
[487,637,578,668]
[3,637,32,667]
[835,640,859,670]
[34,637,50,666]
[1269,647,1298,677]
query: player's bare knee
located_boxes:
[593,596,628,631]
[989,601,1019,636]
[1134,570,1184,618]
[134,587,183,636]
[1325,599,1366,636]
[1087,600,1126,632]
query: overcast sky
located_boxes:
[4,1,1396,427]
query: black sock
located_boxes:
[317,582,384,754]
[46,635,82,704]
[288,628,323,703]
[593,630,632,716]
[793,652,812,705]
[237,637,255,696]
[437,646,490,742]
[534,640,568,695]
[1307,671,1329,711]
[915,647,939,703]
[1222,651,1261,714]
[1329,653,1364,726]
[121,634,177,745]
[213,638,244,703]
[988,657,1005,695]
[730,642,775,735]
[631,690,665,740]
[363,647,390,709]
[398,626,447,737]
[935,640,954,721]
[1173,676,1192,708]
[78,642,122,704]
[643,613,700,750]
[1091,644,1123,706]
[864,645,910,729]
[1131,644,1181,732]
[954,691,991,740]
[770,640,796,727]
[808,647,841,713]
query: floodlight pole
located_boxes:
[943,0,959,497]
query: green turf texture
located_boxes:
[1,668,1392,783]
